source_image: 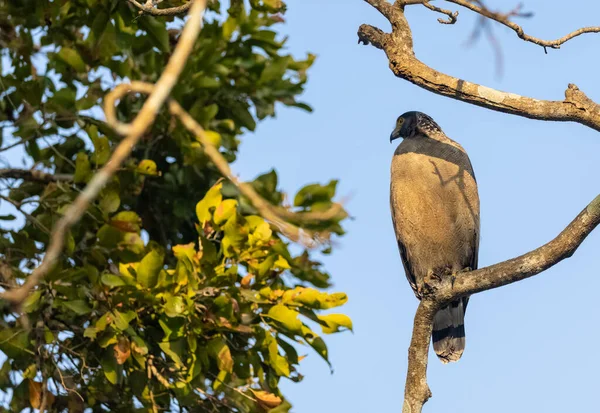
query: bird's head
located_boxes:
[390,111,441,142]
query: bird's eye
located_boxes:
[397,117,404,125]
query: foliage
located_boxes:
[0,0,349,411]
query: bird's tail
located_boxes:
[432,299,466,363]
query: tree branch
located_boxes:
[358,1,600,131]
[401,194,600,412]
[422,1,458,25]
[104,81,344,248]
[445,0,600,49]
[0,168,73,183]
[126,0,193,16]
[0,0,208,305]
[403,300,437,413]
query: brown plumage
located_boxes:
[389,111,480,363]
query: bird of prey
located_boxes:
[389,111,480,363]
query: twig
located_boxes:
[0,0,208,305]
[127,0,193,16]
[445,0,600,49]
[0,168,73,183]
[0,194,50,233]
[422,1,458,24]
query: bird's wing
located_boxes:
[390,196,419,296]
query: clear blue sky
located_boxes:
[2,1,599,412]
[233,1,600,412]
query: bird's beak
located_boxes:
[390,126,402,143]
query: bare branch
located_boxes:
[403,300,436,413]
[363,0,395,19]
[0,194,50,234]
[0,168,73,183]
[422,2,458,25]
[126,0,193,16]
[445,0,600,49]
[449,194,600,299]
[0,0,208,305]
[358,2,600,132]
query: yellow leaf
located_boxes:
[266,305,302,334]
[251,390,283,409]
[200,130,222,147]
[136,159,161,176]
[241,273,254,289]
[214,199,238,224]
[196,182,223,224]
[317,313,353,334]
[274,255,290,270]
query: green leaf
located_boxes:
[267,305,302,334]
[136,249,164,288]
[317,314,353,334]
[0,329,30,358]
[164,295,185,318]
[294,180,338,208]
[63,300,92,315]
[138,16,170,53]
[208,338,233,373]
[100,189,120,214]
[90,135,111,166]
[22,290,42,313]
[302,325,330,365]
[0,214,16,220]
[159,339,185,367]
[73,152,92,183]
[112,310,136,331]
[101,273,126,287]
[223,16,238,40]
[101,351,120,385]
[57,47,86,71]
[260,55,291,84]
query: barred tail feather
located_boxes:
[432,299,466,364]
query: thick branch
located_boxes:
[0,0,208,305]
[403,300,436,413]
[0,168,73,183]
[449,194,600,299]
[358,2,600,132]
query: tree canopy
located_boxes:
[0,1,350,411]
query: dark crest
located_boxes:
[414,112,442,135]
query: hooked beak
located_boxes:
[390,126,402,143]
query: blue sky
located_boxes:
[2,1,599,412]
[233,1,600,412]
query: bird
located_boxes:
[389,111,480,363]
